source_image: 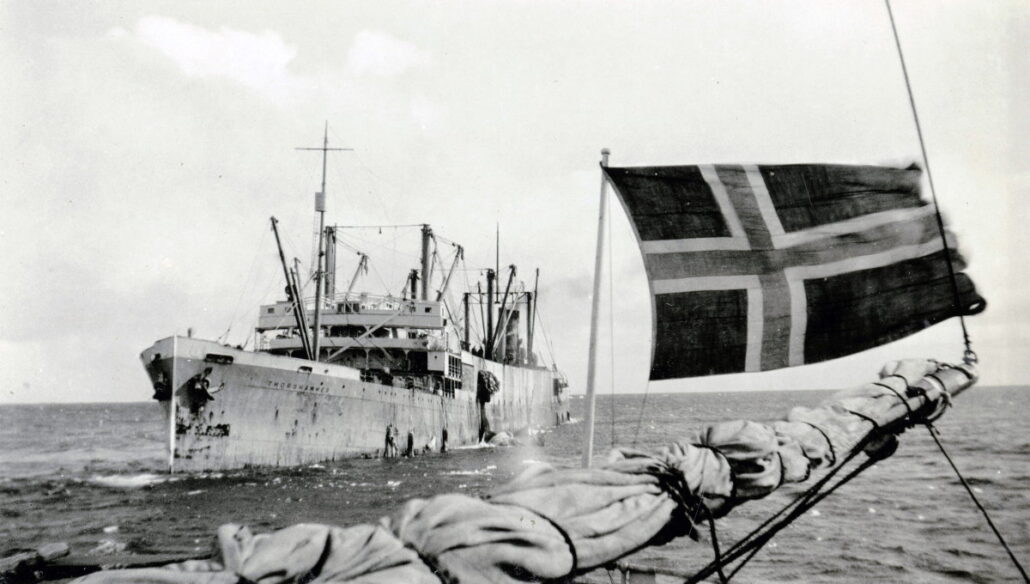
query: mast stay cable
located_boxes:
[672,9,1007,578]
[884,0,975,363]
[883,7,1022,577]
[219,226,271,345]
[925,423,1029,582]
[533,304,559,370]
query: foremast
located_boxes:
[296,123,351,362]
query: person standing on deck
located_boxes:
[384,424,398,458]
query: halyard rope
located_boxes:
[925,423,1030,582]
[882,5,1025,580]
[683,389,1027,583]
[884,0,974,362]
[684,432,881,584]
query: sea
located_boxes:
[2,388,1028,583]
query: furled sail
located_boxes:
[71,359,976,584]
[603,163,986,380]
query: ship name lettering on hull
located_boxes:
[268,379,330,394]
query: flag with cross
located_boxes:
[603,163,986,380]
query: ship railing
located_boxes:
[272,292,437,315]
[325,292,429,313]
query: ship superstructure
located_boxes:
[142,128,569,472]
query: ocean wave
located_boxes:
[88,539,128,555]
[451,442,497,450]
[441,465,497,476]
[4,390,1028,583]
[85,473,174,488]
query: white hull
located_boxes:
[141,336,569,472]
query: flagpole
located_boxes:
[582,148,610,468]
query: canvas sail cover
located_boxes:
[73,359,977,584]
[603,163,986,380]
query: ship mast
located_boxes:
[420,224,433,300]
[296,123,351,362]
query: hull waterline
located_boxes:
[142,336,569,472]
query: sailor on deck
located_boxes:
[384,424,398,458]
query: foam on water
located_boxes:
[2,389,1028,583]
[85,472,173,488]
[441,465,496,476]
[451,441,497,450]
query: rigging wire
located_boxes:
[879,9,1020,576]
[684,412,1026,583]
[684,432,883,584]
[630,383,651,448]
[334,223,426,229]
[925,423,1030,582]
[336,230,421,263]
[334,230,417,295]
[460,257,483,347]
[432,250,467,342]
[367,263,395,297]
[533,304,559,370]
[218,226,271,344]
[334,237,366,256]
[432,232,462,248]
[337,135,409,224]
[324,124,396,228]
[884,0,974,362]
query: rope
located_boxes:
[686,390,1024,583]
[463,259,487,347]
[689,382,929,583]
[631,382,651,447]
[323,126,398,225]
[925,423,1030,582]
[334,223,426,229]
[533,304,559,370]
[685,430,881,584]
[884,0,974,361]
[219,226,271,344]
[703,506,729,584]
[727,455,880,582]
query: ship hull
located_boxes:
[141,336,569,472]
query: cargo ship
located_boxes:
[141,129,570,472]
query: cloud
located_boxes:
[347,30,430,78]
[409,94,444,130]
[132,16,301,103]
[121,20,430,107]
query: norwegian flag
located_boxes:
[604,163,985,380]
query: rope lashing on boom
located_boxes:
[682,362,973,583]
[683,363,1030,584]
[69,360,979,584]
[684,431,892,583]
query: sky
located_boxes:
[1,0,1027,404]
